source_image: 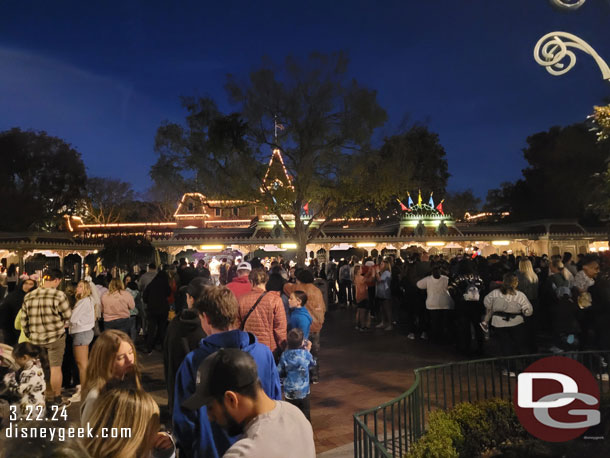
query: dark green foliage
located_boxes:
[407,399,526,458]
[484,123,609,220]
[0,128,87,231]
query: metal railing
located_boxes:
[353,350,610,458]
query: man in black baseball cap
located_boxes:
[183,348,315,458]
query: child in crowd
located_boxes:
[277,328,315,421]
[288,291,312,340]
[2,342,48,418]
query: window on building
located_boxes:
[187,202,194,212]
[250,206,256,216]
[215,208,221,217]
[233,207,239,216]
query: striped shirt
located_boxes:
[21,287,71,345]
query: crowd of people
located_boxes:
[0,248,608,456]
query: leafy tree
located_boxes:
[484,123,609,220]
[153,52,448,263]
[358,126,450,219]
[0,128,87,231]
[444,189,481,221]
[80,177,136,224]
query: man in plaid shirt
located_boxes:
[21,267,71,405]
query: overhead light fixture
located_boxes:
[492,241,510,246]
[281,243,297,249]
[426,242,446,247]
[356,243,376,248]
[200,245,224,251]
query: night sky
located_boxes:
[1,0,609,198]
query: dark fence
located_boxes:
[353,350,610,458]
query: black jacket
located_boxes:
[143,272,172,316]
[0,283,30,346]
[162,308,206,411]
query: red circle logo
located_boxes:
[514,356,600,442]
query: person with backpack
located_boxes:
[448,260,485,355]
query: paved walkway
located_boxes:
[137,308,462,456]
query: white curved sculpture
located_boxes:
[549,0,586,9]
[534,32,610,81]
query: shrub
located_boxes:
[407,399,524,458]
[407,410,462,458]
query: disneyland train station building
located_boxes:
[1,149,609,270]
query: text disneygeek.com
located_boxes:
[4,423,132,441]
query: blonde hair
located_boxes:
[518,259,538,284]
[83,330,141,398]
[75,280,93,300]
[84,387,160,458]
[108,278,125,294]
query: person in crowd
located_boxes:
[2,342,48,418]
[266,272,290,323]
[277,328,315,421]
[173,286,281,458]
[417,266,454,342]
[590,255,610,353]
[61,282,80,393]
[448,260,484,355]
[68,280,96,402]
[124,274,141,342]
[21,268,71,407]
[143,269,172,354]
[326,260,338,305]
[226,261,253,299]
[338,260,353,308]
[284,269,325,384]
[0,276,37,346]
[354,264,372,330]
[209,257,221,285]
[374,260,393,331]
[138,263,157,336]
[515,258,539,352]
[5,264,18,293]
[163,276,208,412]
[81,329,141,424]
[102,278,135,335]
[287,290,312,340]
[482,273,533,365]
[181,348,315,458]
[237,268,287,357]
[84,386,174,458]
[563,252,578,277]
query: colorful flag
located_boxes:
[417,189,422,206]
[303,202,309,215]
[436,199,445,215]
[397,199,408,211]
[429,192,434,208]
[407,192,414,208]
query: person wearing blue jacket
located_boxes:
[173,286,281,458]
[287,290,313,340]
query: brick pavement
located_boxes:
[135,307,462,455]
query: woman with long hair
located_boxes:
[101,278,135,335]
[482,273,533,367]
[84,386,174,458]
[80,329,141,424]
[69,280,96,401]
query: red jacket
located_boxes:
[226,276,252,299]
[237,288,286,352]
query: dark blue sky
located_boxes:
[1,0,609,198]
